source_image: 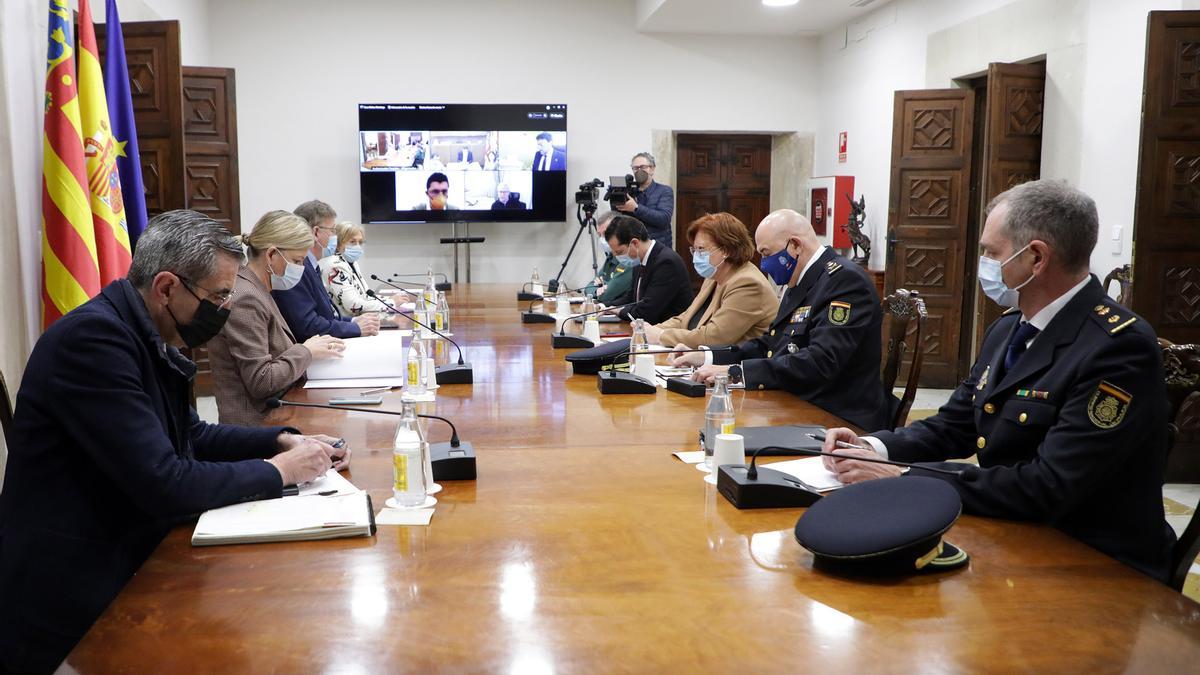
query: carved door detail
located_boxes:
[183,67,241,235]
[885,90,975,388]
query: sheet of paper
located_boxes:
[303,377,407,389]
[761,457,844,492]
[375,507,435,526]
[195,493,370,538]
[307,332,407,380]
[297,468,360,497]
[673,450,706,464]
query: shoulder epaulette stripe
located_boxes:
[1110,317,1136,334]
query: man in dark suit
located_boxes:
[605,215,693,325]
[490,182,527,209]
[456,145,474,164]
[672,209,891,431]
[0,211,348,673]
[273,200,379,342]
[532,132,566,171]
[821,180,1176,582]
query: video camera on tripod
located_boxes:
[603,174,639,210]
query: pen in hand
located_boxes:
[805,432,871,453]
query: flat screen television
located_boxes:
[358,103,568,224]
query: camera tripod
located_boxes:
[548,202,601,293]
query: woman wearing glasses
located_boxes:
[207,210,347,425]
[642,212,778,349]
[320,221,400,317]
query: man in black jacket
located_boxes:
[0,211,348,673]
[673,209,892,431]
[821,180,1175,582]
[605,215,694,325]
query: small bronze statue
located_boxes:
[845,193,871,265]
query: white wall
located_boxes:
[814,0,1192,277]
[202,0,819,286]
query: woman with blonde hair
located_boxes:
[643,212,779,348]
[319,221,401,316]
[207,210,346,425]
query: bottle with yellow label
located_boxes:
[435,290,449,332]
[704,374,735,470]
[392,399,426,507]
[407,338,427,396]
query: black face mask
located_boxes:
[168,283,231,348]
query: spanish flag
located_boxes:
[41,0,100,329]
[77,0,132,286]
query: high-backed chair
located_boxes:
[1161,338,1200,591]
[1103,264,1133,307]
[0,369,13,449]
[881,289,927,430]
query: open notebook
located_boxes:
[192,472,377,546]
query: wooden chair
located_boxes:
[1161,338,1200,590]
[881,289,927,430]
[0,369,13,448]
[1103,264,1133,307]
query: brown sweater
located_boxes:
[206,266,312,426]
[656,261,779,348]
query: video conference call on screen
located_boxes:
[358,103,568,224]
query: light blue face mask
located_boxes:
[978,243,1034,308]
[615,241,641,268]
[322,234,338,259]
[598,238,612,255]
[342,245,364,263]
[269,251,305,291]
[692,250,721,279]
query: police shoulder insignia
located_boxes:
[1087,381,1131,429]
[825,261,842,275]
[828,300,851,326]
[1090,303,1138,335]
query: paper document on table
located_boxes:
[761,457,844,492]
[303,377,407,389]
[307,332,406,381]
[191,491,376,545]
[673,450,706,464]
[375,507,435,526]
[297,468,361,497]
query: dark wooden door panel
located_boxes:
[676,139,722,182]
[726,140,772,190]
[886,89,975,388]
[184,66,240,235]
[1133,11,1200,345]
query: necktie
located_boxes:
[1003,321,1040,372]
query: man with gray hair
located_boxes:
[821,180,1175,582]
[615,151,675,247]
[0,210,348,671]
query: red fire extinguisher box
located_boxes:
[808,176,855,249]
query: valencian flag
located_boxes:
[41,0,101,329]
[77,0,132,285]
[104,0,148,249]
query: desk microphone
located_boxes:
[266,398,475,481]
[370,274,420,295]
[366,290,473,385]
[389,272,451,292]
[597,346,735,395]
[552,300,643,349]
[517,281,546,302]
[521,285,591,324]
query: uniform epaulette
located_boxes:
[1089,302,1137,335]
[1001,307,1020,316]
[825,260,842,275]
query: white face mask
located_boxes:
[270,250,305,291]
[978,243,1034,308]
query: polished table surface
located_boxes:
[68,284,1200,672]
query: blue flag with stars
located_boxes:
[103,0,148,248]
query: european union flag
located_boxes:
[103,0,147,248]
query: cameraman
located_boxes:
[615,152,675,247]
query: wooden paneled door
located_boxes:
[1132,11,1200,345]
[183,67,241,235]
[971,62,1046,355]
[94,20,186,216]
[885,90,975,388]
[676,134,771,289]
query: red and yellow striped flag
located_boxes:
[77,0,131,285]
[41,0,100,329]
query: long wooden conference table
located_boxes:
[68,284,1200,672]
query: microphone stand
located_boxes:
[267,398,476,481]
[367,290,473,385]
[596,346,734,395]
[389,272,451,292]
[552,300,641,349]
[521,285,587,324]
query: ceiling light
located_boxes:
[763,0,800,7]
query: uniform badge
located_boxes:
[828,301,851,326]
[791,306,811,323]
[1087,381,1131,429]
[977,366,990,391]
[787,343,799,354]
[825,261,842,275]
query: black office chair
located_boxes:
[880,289,927,430]
[0,369,13,448]
[1162,339,1200,591]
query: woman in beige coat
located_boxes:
[644,212,778,349]
[207,210,346,425]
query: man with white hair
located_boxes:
[672,208,891,430]
[490,182,526,209]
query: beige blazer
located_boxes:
[206,266,312,426]
[656,261,779,348]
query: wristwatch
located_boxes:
[728,364,744,385]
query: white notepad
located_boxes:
[306,331,408,381]
[760,457,844,492]
[191,490,377,546]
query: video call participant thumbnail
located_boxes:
[412,172,460,210]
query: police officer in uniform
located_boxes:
[821,180,1176,582]
[672,209,893,431]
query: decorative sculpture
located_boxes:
[845,193,871,265]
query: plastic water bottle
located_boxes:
[392,399,427,507]
[407,338,427,396]
[629,318,649,368]
[435,291,450,332]
[423,267,438,310]
[704,374,735,470]
[530,267,543,297]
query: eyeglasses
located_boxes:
[179,276,236,307]
[316,225,336,232]
[428,188,450,195]
[689,246,718,255]
[631,164,653,172]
